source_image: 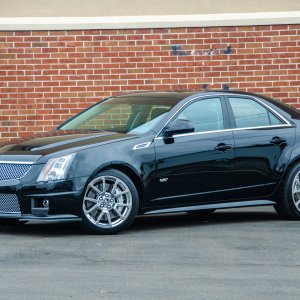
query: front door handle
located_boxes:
[270,136,287,145]
[215,143,232,152]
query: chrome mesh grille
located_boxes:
[0,163,32,181]
[0,194,21,214]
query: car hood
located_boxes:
[0,130,137,163]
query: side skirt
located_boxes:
[143,200,276,215]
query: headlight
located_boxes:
[37,153,76,182]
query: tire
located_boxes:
[187,209,215,217]
[274,164,300,220]
[81,169,139,234]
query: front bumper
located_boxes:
[0,175,89,221]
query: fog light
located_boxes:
[31,198,49,217]
[43,199,49,207]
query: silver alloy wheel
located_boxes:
[83,175,132,228]
[292,170,300,212]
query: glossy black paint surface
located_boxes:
[153,130,236,204]
[0,91,299,221]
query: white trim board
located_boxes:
[0,11,299,31]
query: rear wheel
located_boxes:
[274,164,300,220]
[81,169,139,234]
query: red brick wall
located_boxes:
[0,25,299,139]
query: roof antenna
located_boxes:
[202,84,209,91]
[222,84,230,91]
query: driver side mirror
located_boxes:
[163,119,194,138]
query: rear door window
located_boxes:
[228,97,284,128]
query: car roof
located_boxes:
[112,90,269,99]
[113,90,300,119]
[114,91,197,99]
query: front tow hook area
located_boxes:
[31,198,49,216]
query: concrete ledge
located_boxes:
[0,11,300,31]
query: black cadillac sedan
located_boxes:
[1,91,300,234]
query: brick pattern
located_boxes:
[0,25,299,139]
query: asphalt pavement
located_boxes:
[0,206,300,300]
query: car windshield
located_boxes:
[59,94,183,134]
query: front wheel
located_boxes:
[274,164,300,220]
[81,169,139,234]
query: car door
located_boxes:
[149,96,236,207]
[226,95,296,198]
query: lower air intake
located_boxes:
[0,194,21,214]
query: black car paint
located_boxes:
[0,91,299,221]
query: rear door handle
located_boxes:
[270,136,287,145]
[215,143,232,152]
